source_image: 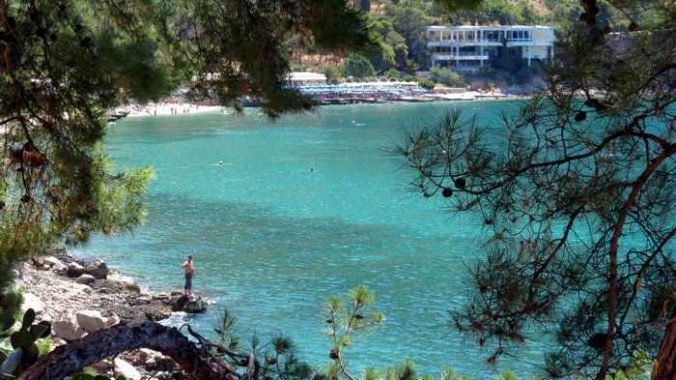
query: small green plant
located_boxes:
[416,78,435,89]
[35,336,53,355]
[0,308,51,376]
[385,68,400,80]
[325,285,384,380]
[214,309,240,351]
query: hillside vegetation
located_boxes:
[294,0,649,88]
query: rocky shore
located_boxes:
[12,249,208,379]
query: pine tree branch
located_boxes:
[599,143,676,379]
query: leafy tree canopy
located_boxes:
[0,0,371,314]
[400,0,675,378]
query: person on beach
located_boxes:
[182,255,195,296]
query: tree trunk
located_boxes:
[653,314,676,380]
[18,322,239,380]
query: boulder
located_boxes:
[105,313,120,328]
[75,274,96,285]
[114,358,141,380]
[31,256,45,267]
[52,320,87,341]
[184,298,208,313]
[21,293,46,315]
[42,256,67,271]
[143,305,172,321]
[76,310,107,333]
[123,282,142,293]
[84,258,109,279]
[172,295,207,313]
[66,262,85,277]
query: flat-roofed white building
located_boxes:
[426,25,555,72]
[286,72,327,85]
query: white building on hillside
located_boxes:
[286,72,327,85]
[426,25,555,72]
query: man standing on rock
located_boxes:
[182,255,195,296]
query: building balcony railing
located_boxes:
[428,40,503,47]
[432,53,489,60]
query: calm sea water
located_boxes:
[78,101,553,378]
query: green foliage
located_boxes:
[0,0,372,316]
[0,309,51,377]
[386,2,434,69]
[367,16,409,71]
[496,371,517,380]
[323,66,345,84]
[430,68,465,87]
[212,308,314,380]
[0,287,22,330]
[344,54,377,79]
[441,368,471,380]
[399,1,676,377]
[35,337,53,356]
[385,360,417,380]
[325,285,384,379]
[385,68,401,80]
[214,309,240,351]
[416,78,436,89]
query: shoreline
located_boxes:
[108,94,530,122]
[13,250,204,378]
[15,251,178,325]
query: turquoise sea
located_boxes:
[78,101,553,378]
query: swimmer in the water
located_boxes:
[217,160,224,166]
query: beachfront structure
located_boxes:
[286,72,327,85]
[426,25,555,72]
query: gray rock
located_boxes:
[52,337,67,346]
[172,295,207,313]
[31,256,45,267]
[67,262,85,277]
[105,313,120,327]
[143,305,172,321]
[52,320,87,341]
[76,310,107,333]
[114,358,141,380]
[84,258,109,279]
[75,274,96,285]
[43,256,68,274]
[184,299,207,313]
[21,293,46,315]
[43,255,65,268]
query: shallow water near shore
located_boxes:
[77,101,552,378]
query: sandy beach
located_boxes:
[114,102,227,118]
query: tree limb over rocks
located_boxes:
[18,322,251,380]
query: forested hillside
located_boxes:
[296,0,653,87]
